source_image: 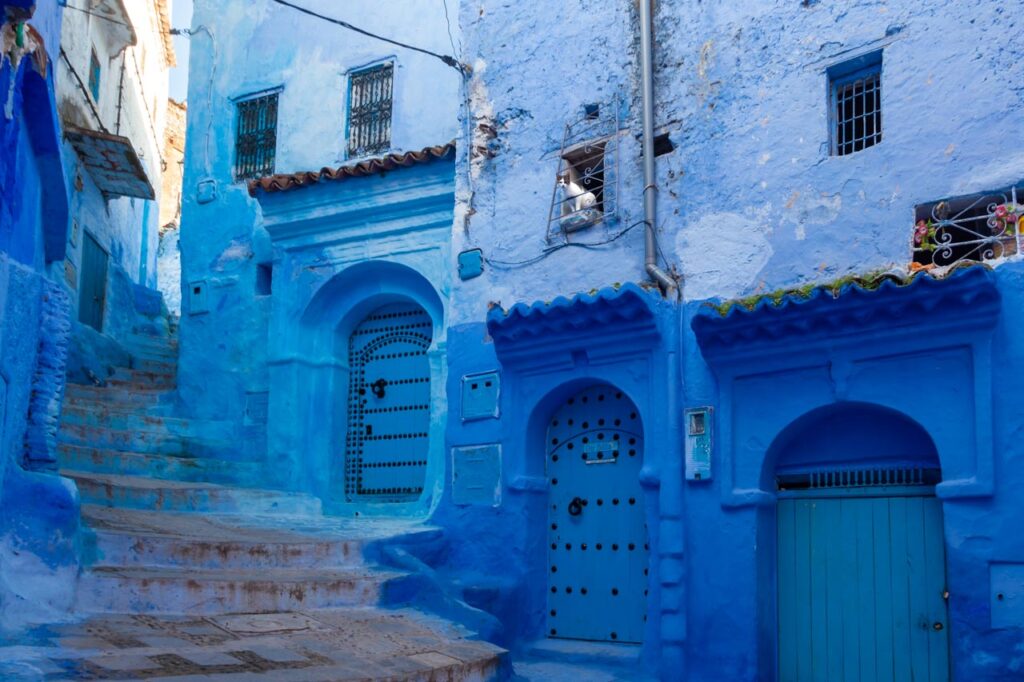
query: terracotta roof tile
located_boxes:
[247,142,456,197]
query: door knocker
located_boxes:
[568,497,584,517]
[370,378,388,398]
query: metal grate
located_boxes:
[777,466,940,492]
[347,63,393,158]
[913,185,1022,268]
[234,92,279,180]
[831,59,882,156]
[546,98,619,241]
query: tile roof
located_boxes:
[247,142,456,197]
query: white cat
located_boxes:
[558,174,598,216]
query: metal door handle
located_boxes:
[568,497,584,516]
[933,622,944,631]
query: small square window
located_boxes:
[829,51,882,156]
[234,92,279,180]
[347,62,394,158]
[88,49,101,102]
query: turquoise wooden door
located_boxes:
[344,302,432,502]
[777,472,950,682]
[546,385,648,643]
[79,231,108,332]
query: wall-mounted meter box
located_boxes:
[685,406,713,481]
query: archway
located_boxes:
[288,260,445,514]
[766,402,949,681]
[544,384,648,644]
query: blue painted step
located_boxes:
[57,444,259,485]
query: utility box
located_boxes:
[685,406,713,481]
[458,249,484,280]
[452,444,501,506]
[462,370,500,421]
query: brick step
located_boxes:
[130,357,177,375]
[82,506,368,571]
[57,444,258,485]
[108,367,177,388]
[75,566,400,615]
[57,423,226,457]
[65,383,175,408]
[59,406,232,441]
[62,470,323,515]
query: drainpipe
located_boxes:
[639,0,677,297]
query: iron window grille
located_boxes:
[777,466,940,492]
[546,98,620,241]
[234,92,279,181]
[88,49,101,102]
[347,62,394,158]
[829,51,882,156]
[912,185,1022,269]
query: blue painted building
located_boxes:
[0,0,80,628]
[173,0,1024,680]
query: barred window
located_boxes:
[234,92,279,181]
[347,63,393,158]
[829,51,882,156]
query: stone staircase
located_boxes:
[0,323,507,680]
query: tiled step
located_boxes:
[57,423,226,456]
[75,566,400,614]
[57,444,259,484]
[62,470,322,515]
[82,506,369,570]
[59,405,232,441]
[0,608,506,681]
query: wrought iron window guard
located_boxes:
[777,466,940,492]
[546,97,620,242]
[912,186,1022,270]
[234,92,279,181]
[348,62,394,159]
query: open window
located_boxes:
[547,99,620,240]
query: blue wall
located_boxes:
[0,0,80,631]
[184,0,1024,679]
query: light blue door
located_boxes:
[79,231,108,332]
[777,471,950,682]
[546,385,648,643]
[344,301,432,502]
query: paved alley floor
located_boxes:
[0,608,505,681]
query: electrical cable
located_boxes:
[61,2,132,29]
[268,0,470,75]
[442,0,460,58]
[485,220,647,269]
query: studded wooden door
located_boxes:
[777,469,950,682]
[546,385,648,643]
[344,302,432,502]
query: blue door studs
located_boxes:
[546,385,649,643]
[344,301,432,501]
[777,467,950,681]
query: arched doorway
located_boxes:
[545,385,648,643]
[343,300,432,502]
[771,403,950,681]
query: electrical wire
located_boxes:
[268,0,469,75]
[441,0,460,58]
[61,2,132,29]
[485,220,647,269]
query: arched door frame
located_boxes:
[758,401,949,681]
[290,260,446,517]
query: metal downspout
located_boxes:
[639,0,677,297]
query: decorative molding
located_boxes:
[692,266,1001,363]
[486,283,663,370]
